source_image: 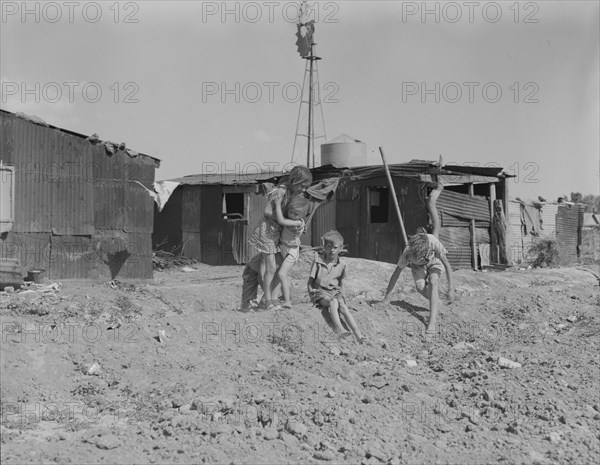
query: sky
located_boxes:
[1,0,598,202]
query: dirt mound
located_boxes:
[1,260,599,464]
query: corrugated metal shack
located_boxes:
[506,199,584,264]
[0,110,160,279]
[156,161,509,269]
[310,162,509,269]
[153,171,300,266]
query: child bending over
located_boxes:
[270,194,310,309]
[308,230,365,342]
[383,232,454,336]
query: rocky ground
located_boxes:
[1,257,599,465]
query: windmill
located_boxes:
[291,1,327,168]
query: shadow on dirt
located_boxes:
[391,300,428,325]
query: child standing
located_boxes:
[248,165,312,310]
[383,232,454,336]
[307,230,365,342]
[239,253,283,312]
[271,194,311,309]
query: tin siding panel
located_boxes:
[182,186,202,232]
[437,189,490,223]
[507,200,525,263]
[10,117,53,232]
[49,235,94,279]
[52,134,94,235]
[439,227,472,269]
[182,231,203,261]
[200,185,223,265]
[556,205,580,261]
[94,181,126,230]
[0,232,51,276]
[311,197,336,246]
[540,204,558,238]
[124,182,154,233]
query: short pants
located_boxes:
[279,244,300,264]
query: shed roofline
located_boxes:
[0,108,161,165]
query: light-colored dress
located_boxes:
[248,186,289,254]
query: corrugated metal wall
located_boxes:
[0,111,156,279]
[311,197,336,246]
[556,204,583,261]
[507,200,525,263]
[436,189,491,269]
[539,204,558,238]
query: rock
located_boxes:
[405,360,417,367]
[483,390,494,402]
[365,445,386,460]
[286,420,307,437]
[94,434,121,450]
[528,450,547,464]
[329,347,341,356]
[279,431,298,447]
[546,432,561,444]
[262,427,278,440]
[327,390,336,398]
[362,393,375,404]
[566,315,577,323]
[4,286,15,293]
[314,451,336,461]
[497,357,521,369]
[211,424,233,436]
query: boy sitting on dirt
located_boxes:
[308,230,365,342]
[383,232,454,337]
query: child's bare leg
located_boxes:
[426,274,440,334]
[270,253,283,302]
[338,301,363,340]
[415,279,430,299]
[262,253,276,305]
[325,298,348,335]
[276,260,295,308]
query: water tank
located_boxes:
[320,134,367,168]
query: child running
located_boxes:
[271,193,310,309]
[383,231,454,336]
[307,230,365,342]
[248,165,312,310]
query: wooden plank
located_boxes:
[469,184,477,270]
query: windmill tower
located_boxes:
[291,1,327,168]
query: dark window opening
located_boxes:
[223,193,245,219]
[369,187,389,223]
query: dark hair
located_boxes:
[287,194,310,220]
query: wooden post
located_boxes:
[468,183,477,270]
[379,147,408,246]
[489,183,496,263]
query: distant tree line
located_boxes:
[562,193,600,213]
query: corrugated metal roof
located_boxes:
[1,109,161,165]
[169,172,283,186]
[443,165,506,177]
[168,161,508,186]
